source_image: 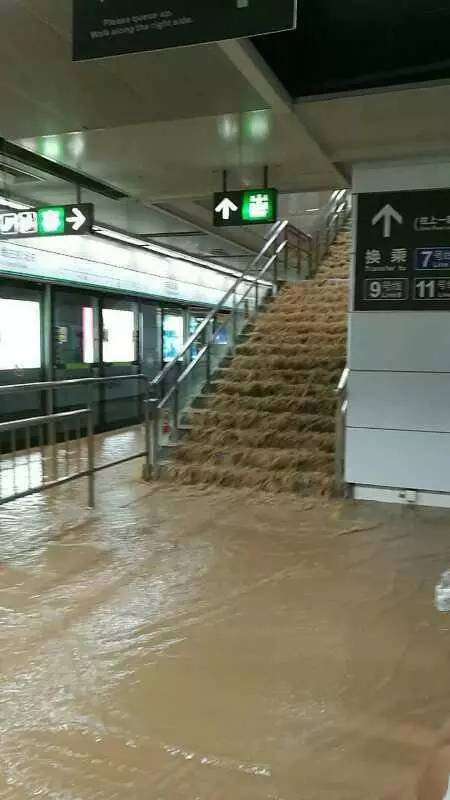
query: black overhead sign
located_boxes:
[0,204,94,240]
[213,188,278,227]
[73,0,298,61]
[355,190,450,312]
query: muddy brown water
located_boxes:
[0,461,449,799]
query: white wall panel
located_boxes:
[346,427,450,493]
[349,312,450,372]
[348,371,450,432]
[353,159,450,194]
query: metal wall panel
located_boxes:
[349,312,450,372]
[346,427,450,493]
[347,371,450,432]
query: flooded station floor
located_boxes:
[0,464,450,799]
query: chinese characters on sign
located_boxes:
[355,189,450,311]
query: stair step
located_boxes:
[176,443,333,471]
[231,355,345,372]
[187,408,335,433]
[235,342,345,358]
[190,426,334,452]
[210,379,336,397]
[208,394,335,416]
[162,462,332,495]
[213,367,342,385]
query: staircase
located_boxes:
[164,228,350,495]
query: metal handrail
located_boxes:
[150,220,288,391]
[334,366,349,496]
[0,408,87,433]
[0,373,151,397]
[157,234,288,415]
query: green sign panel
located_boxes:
[213,189,278,227]
[0,203,94,239]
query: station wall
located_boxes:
[0,233,251,309]
[346,158,450,504]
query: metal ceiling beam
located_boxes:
[219,40,348,185]
[0,138,128,201]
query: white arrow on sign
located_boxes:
[215,197,238,221]
[66,206,87,232]
[371,204,403,238]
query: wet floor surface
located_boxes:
[0,466,450,799]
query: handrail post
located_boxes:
[231,291,237,346]
[173,385,179,437]
[46,385,57,481]
[87,407,95,508]
[273,239,278,294]
[151,400,160,479]
[334,368,349,496]
[206,318,214,384]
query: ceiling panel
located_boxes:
[297,84,450,164]
[18,109,344,201]
[0,0,266,139]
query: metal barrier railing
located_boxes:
[0,375,156,508]
[0,408,94,506]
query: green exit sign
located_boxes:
[242,189,277,223]
[213,188,278,227]
[37,207,66,235]
[0,203,94,239]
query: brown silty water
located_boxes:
[169,230,350,493]
[0,468,450,800]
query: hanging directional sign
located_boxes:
[213,188,278,228]
[355,189,450,311]
[73,0,297,61]
[0,204,94,240]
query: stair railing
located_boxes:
[334,366,349,495]
[148,220,289,469]
[311,189,352,275]
[148,190,352,475]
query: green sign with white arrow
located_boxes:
[213,189,278,227]
[0,203,94,239]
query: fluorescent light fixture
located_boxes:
[337,202,346,213]
[304,207,320,213]
[0,195,30,210]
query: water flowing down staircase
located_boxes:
[164,229,351,495]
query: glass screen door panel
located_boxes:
[101,301,139,429]
[0,298,41,370]
[0,287,44,423]
[53,289,100,420]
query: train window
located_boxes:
[0,298,41,370]
[102,308,135,363]
[163,313,184,362]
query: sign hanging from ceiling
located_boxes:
[0,204,94,240]
[213,188,278,227]
[354,189,450,311]
[72,0,297,61]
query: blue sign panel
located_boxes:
[416,248,450,271]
